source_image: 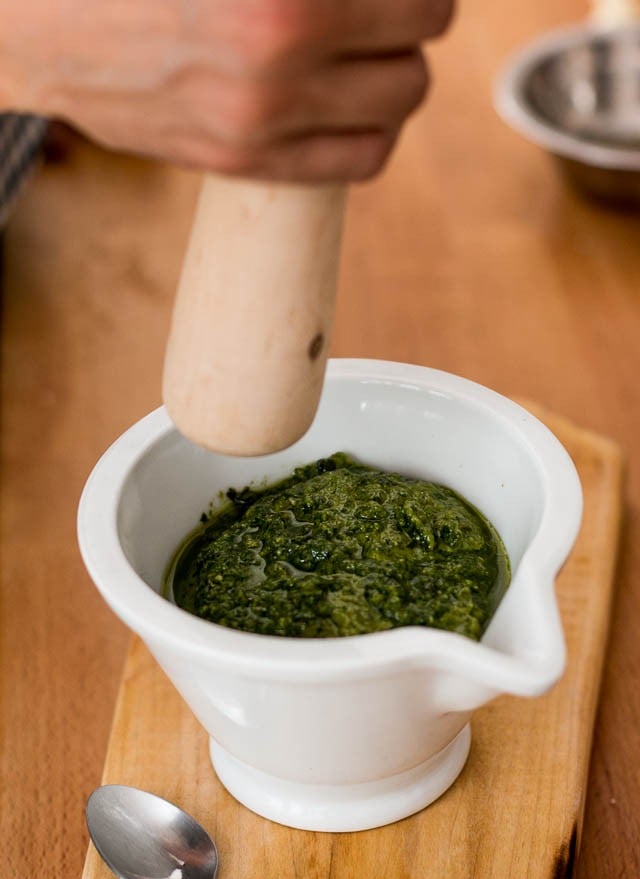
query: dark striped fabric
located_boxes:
[0,113,48,227]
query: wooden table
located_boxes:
[2,1,639,876]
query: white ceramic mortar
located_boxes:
[78,360,582,831]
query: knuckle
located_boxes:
[402,54,430,114]
[222,85,281,146]
[214,150,258,177]
[203,141,261,177]
[381,53,430,124]
[351,131,396,181]
[234,0,312,75]
[423,0,455,38]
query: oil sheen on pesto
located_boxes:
[167,453,510,640]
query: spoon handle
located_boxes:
[163,175,346,456]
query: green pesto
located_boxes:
[166,453,510,640]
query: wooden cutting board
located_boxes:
[82,403,623,879]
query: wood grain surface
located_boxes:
[79,406,623,879]
[2,0,640,876]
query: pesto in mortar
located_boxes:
[167,453,510,640]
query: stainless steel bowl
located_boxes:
[495,23,640,206]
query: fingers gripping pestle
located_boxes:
[163,176,346,456]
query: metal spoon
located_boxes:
[86,785,218,879]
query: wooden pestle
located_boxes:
[162,175,346,456]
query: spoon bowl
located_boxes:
[86,785,218,879]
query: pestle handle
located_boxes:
[163,175,346,456]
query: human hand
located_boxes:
[0,0,453,182]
